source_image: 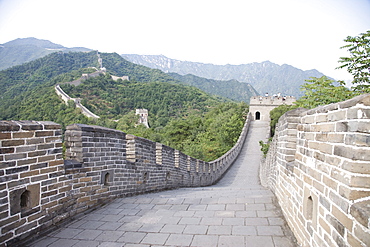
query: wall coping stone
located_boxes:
[0,121,21,131]
[304,94,370,116]
[350,200,370,228]
[0,120,61,131]
[66,123,125,135]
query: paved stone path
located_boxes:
[29,121,297,247]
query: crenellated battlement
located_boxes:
[0,113,252,246]
[249,95,296,121]
[1,94,369,247]
[249,95,296,106]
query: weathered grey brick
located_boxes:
[351,200,370,228]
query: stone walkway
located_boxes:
[29,121,297,247]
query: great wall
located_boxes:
[54,70,129,120]
[1,74,370,245]
[260,93,370,247]
[0,111,252,246]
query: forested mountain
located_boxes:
[122,54,327,98]
[0,51,219,125]
[168,73,258,102]
[0,51,246,161]
[0,37,91,71]
[0,51,101,127]
[0,38,259,102]
[60,74,225,127]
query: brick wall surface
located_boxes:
[0,113,252,246]
[260,94,370,247]
[0,121,65,246]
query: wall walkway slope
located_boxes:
[0,113,251,246]
[260,94,370,247]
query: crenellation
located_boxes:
[0,114,248,244]
[2,94,369,246]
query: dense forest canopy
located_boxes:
[0,51,248,161]
[60,74,225,126]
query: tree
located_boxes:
[116,111,140,132]
[269,104,297,136]
[295,76,353,109]
[337,30,370,91]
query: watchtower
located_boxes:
[249,95,296,121]
[136,109,149,128]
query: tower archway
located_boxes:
[255,111,261,120]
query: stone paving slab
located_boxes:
[28,121,297,247]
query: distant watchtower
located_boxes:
[249,94,296,121]
[136,109,149,128]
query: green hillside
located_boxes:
[0,38,260,102]
[0,51,246,161]
[0,37,91,71]
[60,74,224,128]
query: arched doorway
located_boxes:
[255,111,261,120]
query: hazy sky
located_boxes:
[0,0,369,80]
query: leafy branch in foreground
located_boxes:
[337,30,370,91]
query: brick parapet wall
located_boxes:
[1,113,252,246]
[64,113,252,196]
[0,121,65,246]
[260,94,370,247]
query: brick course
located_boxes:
[0,121,66,247]
[1,114,252,246]
[261,94,370,247]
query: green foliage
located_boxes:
[0,51,99,100]
[2,86,91,130]
[269,104,297,136]
[163,102,249,161]
[295,76,354,109]
[0,37,92,71]
[269,76,354,137]
[259,139,271,158]
[61,76,223,126]
[116,111,140,131]
[337,30,370,89]
[116,102,249,162]
[0,50,249,162]
[0,51,102,130]
[101,53,178,83]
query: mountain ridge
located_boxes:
[0,37,327,99]
[0,37,92,70]
[122,54,326,97]
[169,73,258,102]
[0,37,256,103]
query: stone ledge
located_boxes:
[302,94,370,117]
[0,121,20,131]
[66,123,125,137]
[340,94,370,108]
[0,121,61,132]
[350,200,370,228]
